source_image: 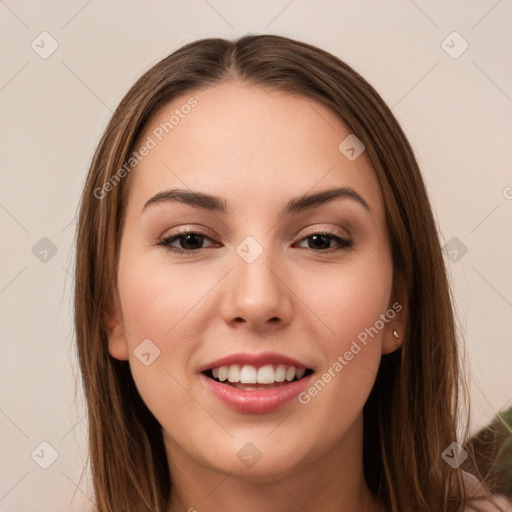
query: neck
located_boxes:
[165,414,381,512]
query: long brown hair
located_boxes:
[74,34,492,511]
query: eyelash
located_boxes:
[156,229,353,255]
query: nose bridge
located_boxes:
[221,234,292,327]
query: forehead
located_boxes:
[126,81,384,217]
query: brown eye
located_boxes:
[158,231,217,254]
[294,232,353,252]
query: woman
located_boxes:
[74,34,511,511]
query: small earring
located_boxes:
[392,329,399,339]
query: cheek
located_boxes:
[293,252,393,415]
[115,252,215,421]
[300,254,393,350]
[117,252,217,340]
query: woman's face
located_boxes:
[107,81,402,481]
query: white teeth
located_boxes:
[257,365,275,384]
[227,364,241,382]
[285,366,295,382]
[275,364,287,382]
[240,365,257,384]
[210,364,308,384]
[218,366,228,382]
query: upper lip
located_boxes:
[199,351,311,372]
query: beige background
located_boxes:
[0,1,511,510]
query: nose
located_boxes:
[220,246,293,332]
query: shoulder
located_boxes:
[463,471,512,512]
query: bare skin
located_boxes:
[107,81,404,511]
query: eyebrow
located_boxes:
[142,187,371,216]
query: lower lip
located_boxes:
[201,373,313,414]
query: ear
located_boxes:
[105,295,129,361]
[382,272,408,355]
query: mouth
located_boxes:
[203,364,314,390]
[200,355,315,414]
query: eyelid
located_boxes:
[158,224,216,240]
[299,225,350,239]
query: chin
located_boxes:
[200,435,317,482]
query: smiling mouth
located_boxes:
[203,364,314,390]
